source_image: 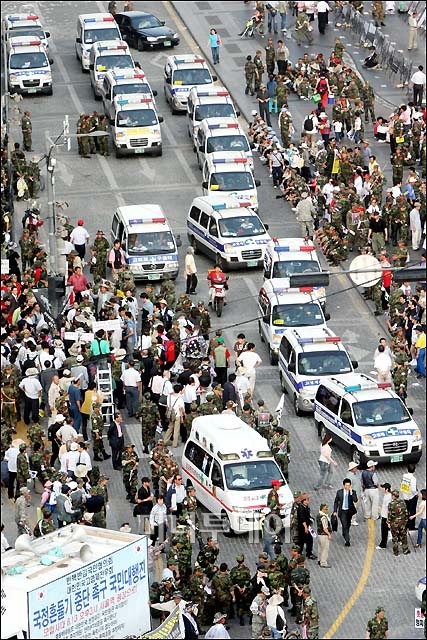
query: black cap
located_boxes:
[380,482,391,491]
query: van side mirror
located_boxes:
[250,141,255,150]
[408,407,414,415]
[212,75,217,82]
[176,234,182,248]
[324,312,331,321]
[351,360,359,370]
[264,223,269,231]
[89,63,94,70]
[49,59,54,65]
[263,314,269,324]
[165,76,171,84]
[236,110,241,117]
[255,179,261,187]
[198,145,204,152]
[202,181,208,189]
[153,89,158,96]
[46,31,51,38]
[288,362,295,373]
[76,37,82,44]
[158,115,164,123]
[160,20,166,26]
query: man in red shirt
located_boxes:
[67,266,88,303]
[207,265,227,306]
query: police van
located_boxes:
[3,14,50,56]
[112,95,163,157]
[163,54,217,114]
[263,237,326,308]
[195,117,253,171]
[76,13,122,71]
[101,69,157,121]
[111,205,180,281]
[202,152,260,210]
[278,327,358,416]
[187,195,270,270]
[89,40,135,100]
[181,414,294,535]
[258,281,330,365]
[7,36,53,96]
[187,87,240,148]
[314,374,423,467]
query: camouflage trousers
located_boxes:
[391,524,410,554]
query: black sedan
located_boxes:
[114,11,180,51]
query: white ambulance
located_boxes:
[187,87,240,148]
[7,36,53,96]
[181,415,294,535]
[89,40,135,100]
[3,13,50,56]
[163,54,217,113]
[75,13,122,71]
[112,95,163,157]
[195,117,253,170]
[101,69,157,121]
[202,152,260,210]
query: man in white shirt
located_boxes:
[57,421,78,444]
[19,367,42,425]
[64,441,81,479]
[164,384,185,448]
[376,482,392,549]
[374,345,393,383]
[410,64,426,107]
[70,219,90,262]
[120,360,141,417]
[4,443,19,499]
[237,343,262,392]
[317,0,331,34]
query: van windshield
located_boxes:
[116,108,157,127]
[210,171,254,191]
[9,27,46,40]
[207,135,249,153]
[272,303,324,327]
[84,28,120,44]
[10,52,48,69]
[224,460,282,491]
[127,231,175,255]
[273,260,320,278]
[195,104,235,121]
[96,54,133,71]
[173,68,212,85]
[112,83,151,97]
[298,351,352,376]
[353,399,411,427]
[219,216,265,237]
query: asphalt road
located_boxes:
[1,1,426,639]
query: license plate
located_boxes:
[148,273,160,280]
[27,88,37,93]
[390,454,403,463]
[247,260,258,267]
[134,148,146,154]
[164,41,171,47]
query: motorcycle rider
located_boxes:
[207,265,228,307]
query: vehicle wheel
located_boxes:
[351,447,365,468]
[45,87,53,96]
[280,372,288,394]
[216,299,223,318]
[153,148,163,157]
[190,235,199,254]
[115,148,122,159]
[137,38,145,52]
[293,394,302,417]
[319,423,328,441]
[75,49,79,61]
[269,346,277,366]
[258,320,265,342]
[221,512,234,537]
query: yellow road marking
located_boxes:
[324,518,376,638]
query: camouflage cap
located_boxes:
[296,554,306,564]
[375,606,385,614]
[391,489,399,497]
[42,507,52,518]
[291,544,300,552]
[143,392,152,400]
[236,554,244,562]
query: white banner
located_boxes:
[27,539,149,639]
[63,332,94,342]
[92,320,122,333]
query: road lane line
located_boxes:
[324,518,376,639]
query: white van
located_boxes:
[7,36,53,96]
[164,54,217,114]
[89,40,135,100]
[181,414,294,535]
[101,69,157,121]
[112,95,163,157]
[187,87,240,148]
[187,195,270,270]
[278,327,358,416]
[202,152,260,210]
[314,373,423,467]
[258,281,330,365]
[3,13,50,56]
[263,237,326,307]
[76,13,122,71]
[195,117,253,170]
[111,205,180,281]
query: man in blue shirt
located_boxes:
[68,376,83,433]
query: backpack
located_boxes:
[304,116,314,131]
[275,610,285,631]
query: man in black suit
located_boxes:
[333,478,358,547]
[222,373,238,409]
[108,412,125,470]
[363,46,379,69]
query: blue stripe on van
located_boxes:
[127,254,178,264]
[314,402,362,444]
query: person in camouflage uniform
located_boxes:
[197,301,211,339]
[290,493,302,547]
[197,536,219,580]
[21,111,33,151]
[2,366,18,432]
[269,423,290,480]
[274,77,288,111]
[176,526,193,580]
[411,115,423,160]
[188,563,207,624]
[197,393,219,416]
[230,553,251,626]
[264,39,275,76]
[366,606,389,639]
[273,542,289,605]
[387,489,410,555]
[301,585,319,639]
[360,80,376,123]
[117,267,136,295]
[136,392,160,454]
[98,115,110,156]
[27,422,44,448]
[90,403,109,461]
[392,239,408,267]
[295,9,313,45]
[30,441,45,478]
[19,229,35,271]
[290,554,310,623]
[34,507,57,537]
[16,443,30,495]
[211,562,235,618]
[79,117,92,159]
[253,50,265,93]
[370,165,386,203]
[121,443,139,503]
[160,279,176,310]
[268,557,286,595]
[333,37,344,62]
[392,355,409,403]
[279,106,292,148]
[391,147,404,185]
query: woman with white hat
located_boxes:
[266,593,286,638]
[205,612,230,639]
